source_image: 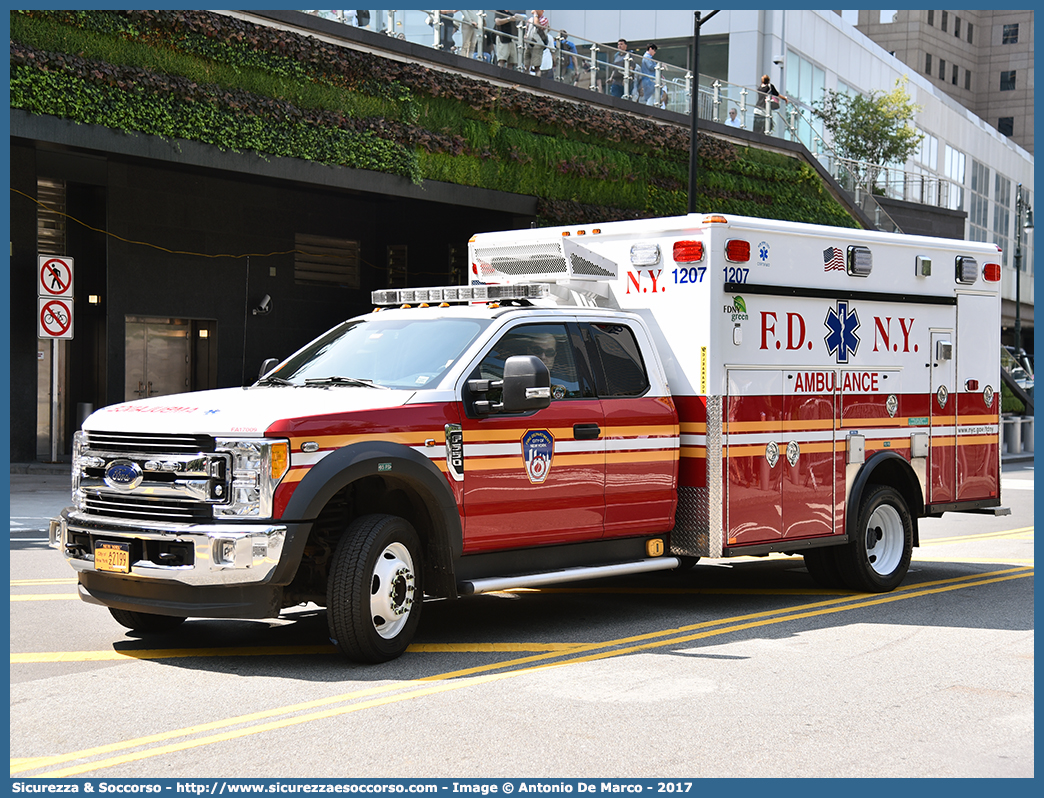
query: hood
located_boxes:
[83,386,417,437]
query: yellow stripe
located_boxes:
[680,422,706,434]
[604,425,679,438]
[605,450,678,464]
[10,594,79,602]
[842,416,912,428]
[957,435,999,446]
[10,578,76,586]
[680,447,706,459]
[289,431,438,449]
[959,414,1000,424]
[11,642,585,664]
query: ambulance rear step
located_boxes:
[457,557,680,595]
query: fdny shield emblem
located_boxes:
[522,429,554,484]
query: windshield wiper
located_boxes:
[256,375,296,386]
[303,376,389,389]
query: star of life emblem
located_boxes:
[824,300,860,364]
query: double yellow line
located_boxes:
[12,566,1033,779]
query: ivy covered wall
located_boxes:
[10,9,858,229]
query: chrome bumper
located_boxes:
[50,509,286,587]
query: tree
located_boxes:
[814,77,923,190]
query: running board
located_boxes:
[458,557,681,595]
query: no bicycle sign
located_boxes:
[39,297,74,339]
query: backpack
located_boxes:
[357,10,370,27]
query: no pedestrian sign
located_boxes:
[39,297,74,339]
[39,255,74,298]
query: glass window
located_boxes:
[927,10,934,26]
[944,144,966,211]
[967,22,973,43]
[474,323,587,401]
[994,175,1012,266]
[998,117,1014,136]
[583,323,649,397]
[954,17,961,37]
[925,53,932,74]
[939,59,946,80]
[1002,23,1019,44]
[969,161,990,243]
[951,64,958,85]
[271,315,490,390]
[1000,71,1016,91]
[941,11,948,32]
[965,70,971,90]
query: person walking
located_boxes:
[640,43,658,105]
[524,9,549,76]
[558,30,578,85]
[755,73,786,133]
[609,38,628,98]
[460,10,481,59]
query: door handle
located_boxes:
[573,423,601,440]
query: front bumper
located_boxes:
[50,508,288,587]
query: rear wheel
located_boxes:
[108,607,186,633]
[836,484,913,592]
[327,514,423,663]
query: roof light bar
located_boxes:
[371,283,551,306]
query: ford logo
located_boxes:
[104,459,143,491]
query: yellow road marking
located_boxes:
[10,594,79,601]
[11,642,586,664]
[10,578,77,586]
[14,567,1032,778]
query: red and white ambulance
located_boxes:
[51,213,1004,662]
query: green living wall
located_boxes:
[10,9,859,229]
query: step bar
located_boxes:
[458,557,681,595]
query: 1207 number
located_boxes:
[673,267,706,284]
[723,266,749,283]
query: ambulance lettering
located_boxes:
[791,371,882,393]
[759,311,813,351]
[872,316,919,353]
[626,269,666,295]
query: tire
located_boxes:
[836,484,913,593]
[803,547,846,589]
[108,607,186,633]
[327,514,423,663]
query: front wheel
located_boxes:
[327,514,423,663]
[836,484,913,592]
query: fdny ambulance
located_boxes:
[51,213,1004,662]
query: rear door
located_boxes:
[929,329,956,504]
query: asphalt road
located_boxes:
[8,463,1034,779]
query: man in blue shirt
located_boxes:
[559,30,578,85]
[640,43,658,105]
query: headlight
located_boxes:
[213,438,290,518]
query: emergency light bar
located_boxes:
[371,283,552,306]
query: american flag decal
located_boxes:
[823,247,845,272]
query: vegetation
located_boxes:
[814,77,923,187]
[10,9,859,228]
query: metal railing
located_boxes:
[304,11,969,233]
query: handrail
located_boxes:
[303,10,965,232]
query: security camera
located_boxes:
[253,294,272,316]
[772,54,784,66]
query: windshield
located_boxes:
[262,315,490,390]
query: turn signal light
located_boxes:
[673,240,704,263]
[725,239,751,262]
[983,262,1001,282]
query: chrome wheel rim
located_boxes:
[370,542,415,639]
[864,503,904,576]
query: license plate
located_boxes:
[95,541,131,574]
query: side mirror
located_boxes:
[501,355,551,413]
[468,355,551,415]
[258,358,280,379]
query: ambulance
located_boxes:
[51,213,1004,662]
